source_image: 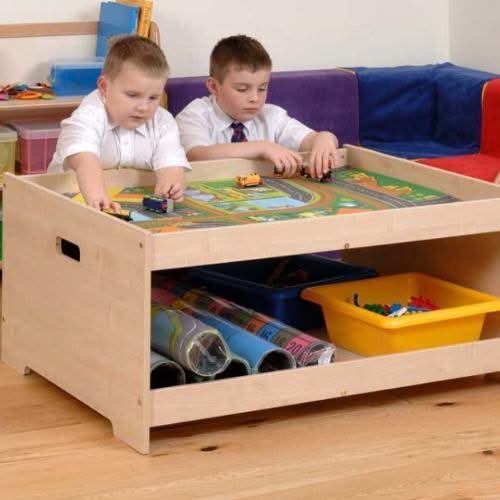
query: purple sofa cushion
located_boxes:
[166,76,207,117]
[166,69,359,146]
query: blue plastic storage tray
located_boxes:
[188,254,378,330]
[50,58,104,97]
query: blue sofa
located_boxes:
[353,62,499,159]
[166,63,499,182]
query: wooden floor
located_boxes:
[2,267,500,499]
[2,360,500,499]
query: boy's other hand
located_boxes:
[155,166,186,202]
[67,152,121,212]
[262,142,302,177]
[308,132,338,179]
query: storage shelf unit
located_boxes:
[3,146,500,454]
[0,21,95,121]
[0,20,161,121]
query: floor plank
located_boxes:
[2,360,500,499]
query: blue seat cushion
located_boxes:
[362,139,479,160]
[433,63,498,148]
[354,64,437,142]
[354,63,499,159]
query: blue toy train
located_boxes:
[142,196,174,213]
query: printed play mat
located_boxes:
[69,166,459,233]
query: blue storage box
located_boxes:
[50,58,104,97]
[188,254,378,330]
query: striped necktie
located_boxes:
[230,122,248,143]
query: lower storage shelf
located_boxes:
[150,339,500,429]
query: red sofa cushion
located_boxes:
[481,79,500,157]
[416,154,500,182]
[417,77,500,182]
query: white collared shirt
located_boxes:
[175,95,313,153]
[48,90,190,173]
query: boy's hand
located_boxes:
[308,132,338,179]
[154,167,186,202]
[262,142,303,177]
[87,195,121,213]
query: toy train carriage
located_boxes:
[142,196,174,213]
[102,208,133,221]
[236,173,263,188]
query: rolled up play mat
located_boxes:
[150,350,186,389]
[213,354,251,379]
[152,288,296,373]
[151,304,230,377]
[158,279,336,366]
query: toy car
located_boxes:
[236,173,263,188]
[142,196,174,213]
[300,165,332,183]
[102,208,133,221]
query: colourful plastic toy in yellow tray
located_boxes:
[301,272,500,356]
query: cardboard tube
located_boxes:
[152,288,297,373]
[151,305,230,377]
[150,350,186,388]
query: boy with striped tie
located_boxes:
[176,35,338,178]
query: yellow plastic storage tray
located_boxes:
[301,272,500,356]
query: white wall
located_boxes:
[450,0,500,74]
[0,0,449,84]
[159,0,450,77]
[1,1,98,84]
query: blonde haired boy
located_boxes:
[49,35,189,210]
[176,35,338,178]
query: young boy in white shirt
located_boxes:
[49,35,189,211]
[176,34,338,178]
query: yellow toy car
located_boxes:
[236,173,263,188]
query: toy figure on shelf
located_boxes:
[0,82,54,100]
